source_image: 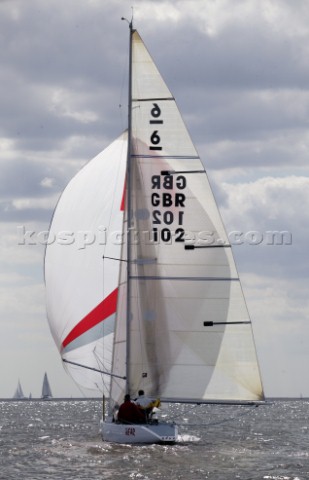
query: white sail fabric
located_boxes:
[110,31,263,406]
[41,372,53,398]
[13,380,25,399]
[45,133,127,393]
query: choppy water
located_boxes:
[0,399,308,479]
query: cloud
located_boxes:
[218,176,309,283]
[220,176,309,241]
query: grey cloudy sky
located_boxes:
[0,0,308,398]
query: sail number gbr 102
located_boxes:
[151,173,186,243]
[149,103,187,243]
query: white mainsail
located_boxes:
[110,30,264,407]
[45,133,127,393]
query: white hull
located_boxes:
[100,419,178,444]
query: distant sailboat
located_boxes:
[13,380,26,400]
[41,373,53,399]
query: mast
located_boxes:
[125,19,134,395]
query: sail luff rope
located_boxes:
[93,347,108,394]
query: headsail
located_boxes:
[110,30,264,406]
[45,132,127,393]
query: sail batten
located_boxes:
[132,155,201,160]
[133,97,175,102]
[129,275,240,281]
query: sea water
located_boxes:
[0,399,308,479]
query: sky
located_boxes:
[0,0,308,399]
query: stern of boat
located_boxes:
[100,418,178,444]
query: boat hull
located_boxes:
[100,419,178,444]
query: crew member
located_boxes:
[118,394,146,424]
[135,390,161,420]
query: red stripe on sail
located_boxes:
[62,287,118,350]
[120,176,126,211]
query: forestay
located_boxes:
[110,31,264,407]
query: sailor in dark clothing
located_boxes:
[117,394,146,424]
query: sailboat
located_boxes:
[41,372,53,399]
[45,22,264,444]
[13,380,26,400]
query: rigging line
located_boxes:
[102,257,105,379]
[93,346,109,395]
[62,360,88,398]
[167,403,202,421]
[74,382,88,398]
[93,348,104,387]
[62,359,126,380]
[103,255,128,263]
[110,375,125,405]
